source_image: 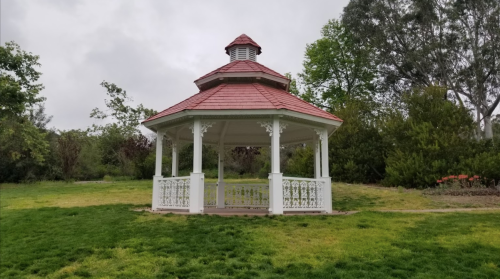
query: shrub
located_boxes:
[382,87,475,188]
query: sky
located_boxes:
[1,0,349,131]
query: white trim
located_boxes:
[195,71,289,89]
[143,109,342,129]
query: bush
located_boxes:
[382,87,475,188]
[329,100,386,183]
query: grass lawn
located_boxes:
[1,180,500,278]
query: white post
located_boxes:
[320,129,332,213]
[190,119,204,213]
[217,142,225,208]
[152,130,164,211]
[171,141,178,177]
[314,137,321,179]
[269,116,283,215]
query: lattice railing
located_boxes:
[225,184,269,208]
[158,176,190,209]
[204,183,217,207]
[282,177,324,211]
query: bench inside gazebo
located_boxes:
[142,34,342,215]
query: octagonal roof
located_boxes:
[143,34,342,131]
[144,83,342,123]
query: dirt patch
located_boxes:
[74,181,112,184]
[429,195,500,208]
[423,187,500,196]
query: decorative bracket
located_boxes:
[258,121,273,136]
[313,128,326,142]
[279,122,288,134]
[258,121,288,137]
[189,121,215,137]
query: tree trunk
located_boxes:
[476,105,482,140]
[484,115,493,140]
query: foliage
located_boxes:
[120,134,155,179]
[0,42,50,182]
[284,145,314,178]
[284,73,300,96]
[329,100,386,183]
[382,86,475,187]
[57,130,86,180]
[90,81,157,136]
[298,19,376,110]
[342,0,500,138]
[0,41,45,118]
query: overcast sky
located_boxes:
[1,0,349,131]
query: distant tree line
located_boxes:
[1,0,499,187]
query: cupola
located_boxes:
[225,34,262,62]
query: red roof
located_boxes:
[144,83,342,122]
[195,60,289,82]
[225,34,262,54]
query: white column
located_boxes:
[192,120,202,173]
[171,141,178,177]
[190,119,204,213]
[314,137,321,179]
[155,131,164,177]
[271,118,280,173]
[320,128,332,213]
[269,117,283,215]
[216,142,225,208]
[321,129,329,178]
[152,130,165,211]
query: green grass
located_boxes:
[1,181,500,278]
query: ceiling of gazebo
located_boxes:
[161,117,338,146]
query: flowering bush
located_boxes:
[437,174,491,189]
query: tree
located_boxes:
[284,73,300,96]
[298,19,377,111]
[0,42,49,182]
[342,0,500,139]
[58,130,85,180]
[382,86,475,187]
[90,81,157,136]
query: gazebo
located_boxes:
[142,34,342,215]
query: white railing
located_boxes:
[282,177,324,211]
[157,176,190,209]
[225,184,269,208]
[204,183,217,207]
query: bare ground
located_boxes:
[429,195,500,208]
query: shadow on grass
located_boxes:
[1,206,500,278]
[333,195,384,211]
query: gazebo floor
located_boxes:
[136,208,357,216]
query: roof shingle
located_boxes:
[144,83,342,123]
[195,60,289,82]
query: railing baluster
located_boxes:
[281,177,325,211]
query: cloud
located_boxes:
[1,0,349,131]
